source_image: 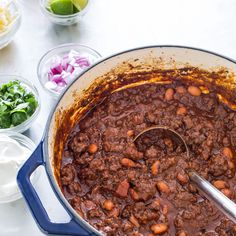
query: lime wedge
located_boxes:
[73,4,79,13]
[71,0,88,11]
[50,0,74,15]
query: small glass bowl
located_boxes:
[0,0,21,49]
[0,75,41,133]
[37,43,101,99]
[39,0,90,25]
[0,131,36,204]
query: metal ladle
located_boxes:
[134,126,236,224]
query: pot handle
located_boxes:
[17,142,92,236]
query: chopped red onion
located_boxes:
[45,49,95,94]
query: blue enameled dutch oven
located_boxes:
[17,46,236,235]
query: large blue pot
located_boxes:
[17,46,236,235]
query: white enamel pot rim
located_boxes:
[19,45,236,236]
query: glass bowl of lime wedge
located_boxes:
[40,0,89,25]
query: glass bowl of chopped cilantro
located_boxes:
[0,75,40,133]
[40,0,90,25]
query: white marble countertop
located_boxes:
[0,0,236,235]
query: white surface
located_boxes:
[0,0,236,235]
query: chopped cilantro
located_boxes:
[0,80,38,128]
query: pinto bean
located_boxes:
[150,223,168,234]
[127,130,135,137]
[103,200,114,211]
[213,180,228,189]
[223,147,233,159]
[156,181,170,194]
[165,88,174,101]
[221,188,232,198]
[121,158,136,167]
[88,144,98,154]
[187,86,201,96]
[176,107,187,115]
[151,160,160,176]
[177,173,189,185]
[177,231,187,236]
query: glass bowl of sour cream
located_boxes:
[0,131,36,204]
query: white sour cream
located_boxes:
[0,135,31,200]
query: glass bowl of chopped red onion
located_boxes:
[37,43,101,99]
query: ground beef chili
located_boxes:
[60,80,236,236]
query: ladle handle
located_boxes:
[188,171,236,224]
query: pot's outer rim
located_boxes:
[43,45,236,235]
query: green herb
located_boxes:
[0,80,38,128]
